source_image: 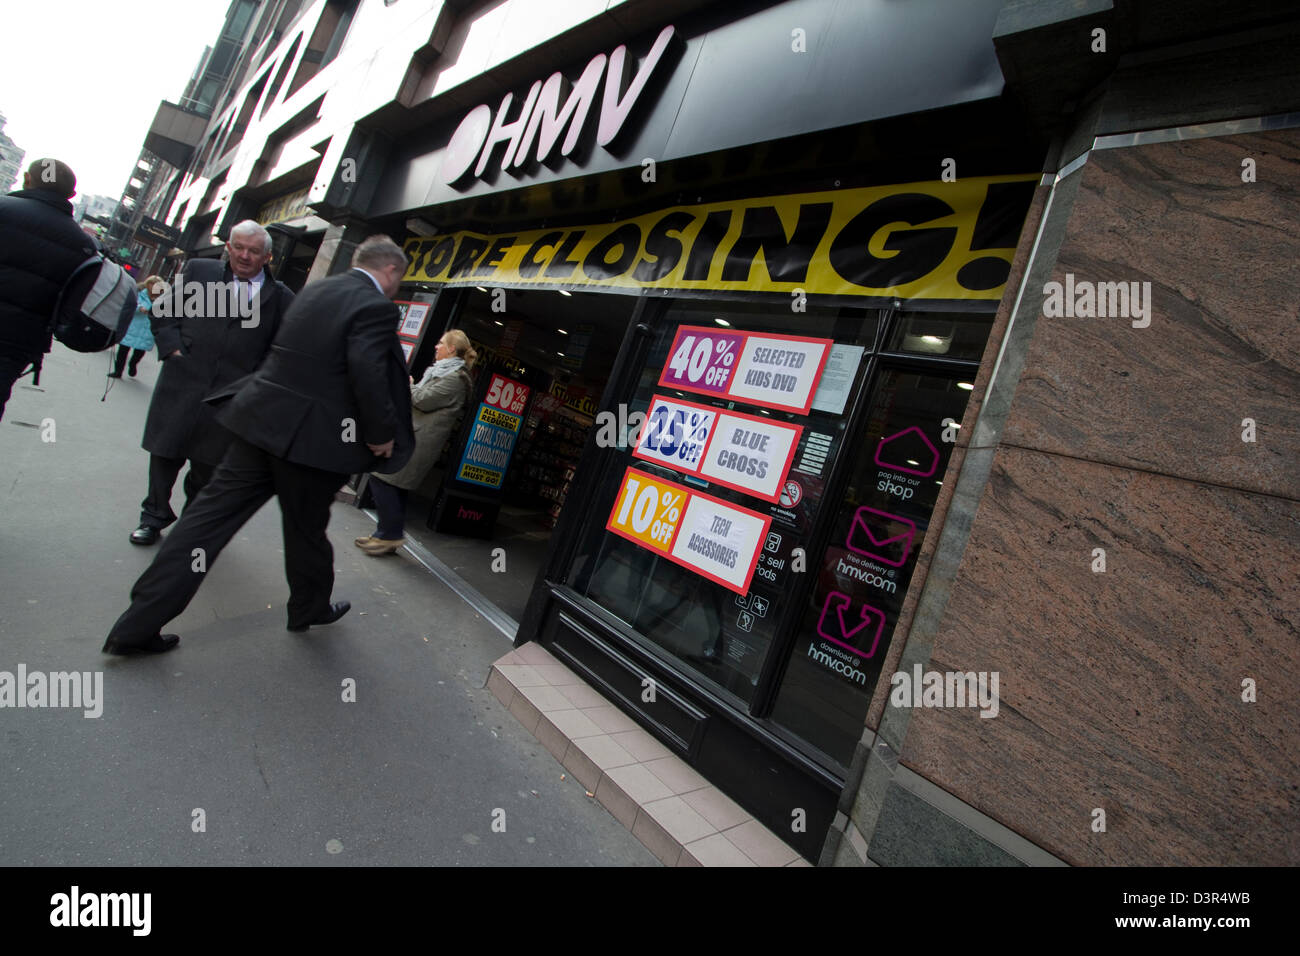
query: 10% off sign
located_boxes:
[605,466,773,593]
[608,470,684,552]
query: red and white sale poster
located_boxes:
[606,466,771,594]
[482,373,530,415]
[632,394,802,503]
[657,325,833,414]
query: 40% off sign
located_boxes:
[658,325,833,415]
[660,329,743,396]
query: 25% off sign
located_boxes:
[633,394,803,503]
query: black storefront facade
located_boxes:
[345,0,1049,860]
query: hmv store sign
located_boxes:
[440,25,678,184]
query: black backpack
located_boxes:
[50,255,137,352]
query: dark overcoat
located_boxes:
[0,189,98,358]
[214,269,415,476]
[142,258,293,464]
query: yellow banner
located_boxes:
[402,175,1037,300]
[257,187,312,226]
[477,405,521,431]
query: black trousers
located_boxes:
[106,437,349,642]
[368,476,408,539]
[139,455,215,529]
[112,346,147,376]
[0,348,34,422]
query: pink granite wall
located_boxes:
[901,128,1300,865]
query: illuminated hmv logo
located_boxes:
[440,24,678,185]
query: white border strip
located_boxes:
[1094,111,1300,150]
[1054,149,1092,183]
[363,507,520,642]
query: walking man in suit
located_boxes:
[102,235,416,655]
[130,220,294,545]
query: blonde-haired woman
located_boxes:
[109,275,164,378]
[357,329,478,554]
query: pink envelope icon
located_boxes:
[846,506,915,567]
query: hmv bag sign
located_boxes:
[440,25,678,184]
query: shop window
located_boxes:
[768,366,977,765]
[555,295,989,768]
[884,309,993,360]
[564,298,879,706]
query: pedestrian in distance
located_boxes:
[101,235,416,655]
[129,221,294,546]
[357,329,477,555]
[0,158,97,420]
[108,275,163,379]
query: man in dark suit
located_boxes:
[130,220,294,545]
[102,235,416,655]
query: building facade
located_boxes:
[136,0,1299,865]
[0,112,25,195]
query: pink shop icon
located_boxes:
[874,426,939,477]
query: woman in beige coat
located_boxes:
[357,329,476,554]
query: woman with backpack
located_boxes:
[108,275,163,378]
[356,329,477,555]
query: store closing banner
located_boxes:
[402,176,1037,302]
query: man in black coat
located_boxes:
[0,159,97,420]
[130,220,294,545]
[101,235,416,655]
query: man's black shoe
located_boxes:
[102,633,180,656]
[130,525,161,546]
[287,600,351,632]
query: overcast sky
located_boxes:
[1,0,234,199]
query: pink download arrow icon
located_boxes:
[816,591,885,659]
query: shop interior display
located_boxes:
[507,401,592,527]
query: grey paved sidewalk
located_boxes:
[0,346,654,866]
